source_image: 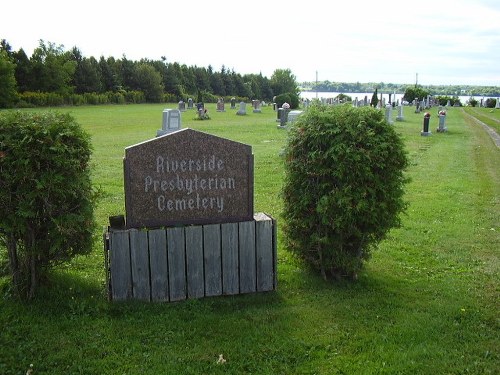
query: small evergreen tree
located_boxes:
[282,103,409,280]
[371,88,379,107]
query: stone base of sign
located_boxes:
[104,213,277,302]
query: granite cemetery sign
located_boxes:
[124,128,254,228]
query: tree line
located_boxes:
[0,39,299,108]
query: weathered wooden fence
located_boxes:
[104,213,277,302]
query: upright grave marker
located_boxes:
[157,109,181,136]
[106,128,276,302]
[124,128,254,228]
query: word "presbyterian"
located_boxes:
[144,174,235,195]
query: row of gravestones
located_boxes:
[157,100,449,138]
[177,98,268,113]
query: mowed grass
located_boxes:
[0,103,498,374]
[463,106,500,134]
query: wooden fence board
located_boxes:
[221,222,239,295]
[109,230,132,300]
[185,226,204,299]
[255,214,274,292]
[129,229,151,301]
[204,224,222,297]
[239,221,256,293]
[167,227,186,301]
[148,229,168,301]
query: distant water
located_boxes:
[300,91,496,104]
[300,91,404,102]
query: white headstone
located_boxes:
[385,105,393,125]
[236,102,247,115]
[157,109,181,136]
[396,104,404,121]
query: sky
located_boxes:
[2,0,499,86]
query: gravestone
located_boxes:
[436,111,447,132]
[287,110,303,126]
[178,101,186,112]
[157,109,181,136]
[252,100,262,113]
[187,98,194,109]
[421,112,432,136]
[496,98,500,109]
[415,99,421,113]
[236,101,247,115]
[107,129,277,302]
[396,104,404,121]
[124,129,254,228]
[277,108,290,128]
[385,104,393,125]
[230,97,236,109]
[216,98,225,112]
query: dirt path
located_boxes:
[462,109,500,148]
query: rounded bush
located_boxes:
[282,103,409,280]
[0,111,99,299]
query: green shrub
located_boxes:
[485,98,497,108]
[275,93,291,108]
[467,97,478,107]
[282,104,409,280]
[0,111,99,299]
[435,95,462,107]
[275,92,300,109]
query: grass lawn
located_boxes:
[0,103,498,374]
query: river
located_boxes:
[300,91,497,105]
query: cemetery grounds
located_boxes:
[0,103,498,374]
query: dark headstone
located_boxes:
[124,128,254,228]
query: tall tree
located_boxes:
[0,50,17,108]
[12,48,31,92]
[270,68,299,97]
[29,40,76,95]
[133,63,164,102]
[71,47,102,93]
[99,56,120,92]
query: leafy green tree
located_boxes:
[99,56,120,92]
[12,48,31,93]
[210,70,225,96]
[270,68,299,97]
[71,47,102,94]
[0,50,17,108]
[0,111,99,299]
[282,104,409,280]
[119,55,137,91]
[221,65,235,96]
[403,86,429,103]
[29,40,76,95]
[133,63,164,102]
